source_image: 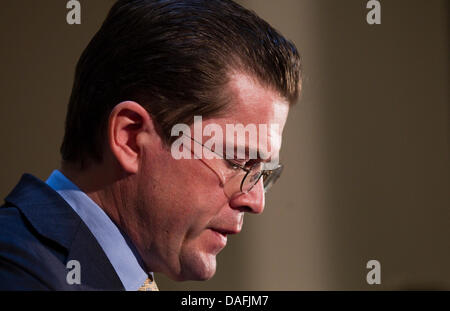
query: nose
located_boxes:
[229,179,265,214]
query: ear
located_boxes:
[108,101,155,174]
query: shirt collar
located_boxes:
[46,170,151,291]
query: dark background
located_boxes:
[0,0,448,290]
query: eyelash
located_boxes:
[227,161,242,170]
[229,159,258,169]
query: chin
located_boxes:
[178,251,218,281]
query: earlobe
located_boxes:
[108,101,152,174]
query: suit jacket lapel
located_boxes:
[5,174,124,290]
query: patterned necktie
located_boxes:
[138,274,159,291]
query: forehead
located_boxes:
[225,72,289,128]
[201,72,290,158]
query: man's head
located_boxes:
[60,0,301,281]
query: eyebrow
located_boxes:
[187,134,277,163]
[228,144,275,163]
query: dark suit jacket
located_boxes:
[0,174,125,290]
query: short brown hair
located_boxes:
[60,0,302,166]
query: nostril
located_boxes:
[229,184,265,214]
[240,206,252,213]
[229,201,252,213]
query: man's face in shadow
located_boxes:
[126,72,290,281]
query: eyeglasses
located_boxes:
[183,134,283,198]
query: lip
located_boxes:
[208,228,228,248]
[210,226,241,236]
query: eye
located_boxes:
[226,159,260,170]
[227,160,242,170]
[243,159,259,168]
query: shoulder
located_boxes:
[0,202,68,290]
[0,174,124,290]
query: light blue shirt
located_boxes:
[46,170,149,291]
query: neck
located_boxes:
[60,160,151,272]
[60,159,125,230]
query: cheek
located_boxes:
[168,156,226,204]
[149,155,228,236]
[138,149,230,279]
